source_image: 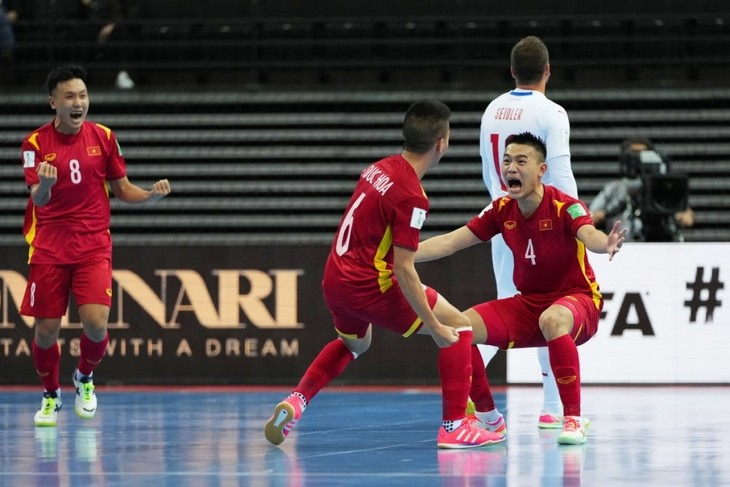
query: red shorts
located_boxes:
[324,283,439,339]
[20,258,113,318]
[471,292,600,349]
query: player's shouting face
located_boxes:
[49,78,89,136]
[501,142,547,200]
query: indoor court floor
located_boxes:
[0,385,728,486]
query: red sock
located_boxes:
[439,329,473,421]
[294,338,355,403]
[77,332,109,377]
[547,334,581,417]
[469,345,496,412]
[33,339,60,392]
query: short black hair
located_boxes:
[505,132,547,160]
[45,65,87,95]
[402,100,451,154]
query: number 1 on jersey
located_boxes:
[490,133,507,192]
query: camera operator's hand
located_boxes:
[591,210,606,226]
[675,208,695,228]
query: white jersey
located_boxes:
[479,88,577,298]
[480,88,577,200]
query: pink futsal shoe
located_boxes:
[557,416,590,445]
[264,395,304,445]
[437,418,506,449]
[538,411,564,429]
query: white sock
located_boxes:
[475,408,502,424]
[477,344,499,365]
[537,347,562,414]
[291,392,308,410]
[442,418,464,432]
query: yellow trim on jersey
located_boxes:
[27,133,41,151]
[95,123,113,140]
[575,238,603,308]
[25,206,38,263]
[556,194,602,309]
[402,317,422,337]
[375,225,394,293]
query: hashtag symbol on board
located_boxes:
[684,267,724,323]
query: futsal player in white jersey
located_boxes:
[478,36,577,428]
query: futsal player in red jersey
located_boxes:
[20,65,171,427]
[416,132,627,445]
[264,100,505,449]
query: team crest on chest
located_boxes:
[504,221,517,230]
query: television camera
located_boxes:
[619,148,689,241]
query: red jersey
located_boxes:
[467,185,601,304]
[21,120,127,264]
[323,154,429,307]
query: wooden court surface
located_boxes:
[0,385,728,486]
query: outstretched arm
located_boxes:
[415,225,482,263]
[108,177,171,204]
[577,220,628,261]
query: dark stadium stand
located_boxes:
[3,0,729,89]
[1,89,729,245]
[1,0,728,245]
